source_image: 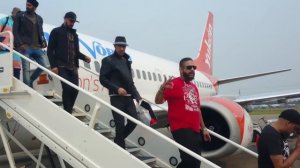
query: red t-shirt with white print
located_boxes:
[163,77,201,132]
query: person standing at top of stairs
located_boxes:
[47,11,91,113]
[13,0,47,87]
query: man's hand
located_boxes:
[85,56,91,63]
[160,76,174,91]
[136,98,142,104]
[51,67,59,74]
[41,42,47,48]
[155,76,173,104]
[19,44,28,52]
[118,88,127,96]
[203,129,211,142]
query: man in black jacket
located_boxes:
[13,0,47,87]
[47,12,90,113]
[258,109,300,168]
[100,36,141,148]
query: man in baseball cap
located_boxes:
[64,11,79,23]
[47,12,90,114]
[27,0,39,8]
[258,109,300,168]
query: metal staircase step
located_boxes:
[42,94,167,168]
[96,128,112,134]
[94,124,111,134]
[48,98,63,106]
[72,112,87,117]
[0,90,30,99]
[136,156,156,164]
[126,145,140,153]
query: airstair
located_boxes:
[0,31,257,168]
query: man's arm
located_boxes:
[132,84,142,101]
[155,85,165,104]
[270,137,300,168]
[47,29,57,69]
[199,110,211,142]
[13,13,22,48]
[99,58,119,93]
[155,77,173,104]
[39,16,47,48]
[79,52,91,63]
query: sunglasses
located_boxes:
[115,45,127,48]
[185,65,197,70]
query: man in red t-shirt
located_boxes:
[155,57,211,168]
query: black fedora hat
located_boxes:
[113,36,128,46]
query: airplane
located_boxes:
[0,11,297,163]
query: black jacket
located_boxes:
[47,25,85,69]
[13,11,46,48]
[99,52,141,100]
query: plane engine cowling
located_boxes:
[201,97,253,159]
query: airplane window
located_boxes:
[158,74,162,82]
[136,70,141,79]
[94,61,100,73]
[132,69,135,78]
[147,72,152,81]
[142,71,147,80]
[83,61,91,69]
[152,72,157,81]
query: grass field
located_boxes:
[249,107,300,115]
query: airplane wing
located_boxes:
[217,69,291,85]
[234,89,300,105]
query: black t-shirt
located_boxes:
[258,125,290,168]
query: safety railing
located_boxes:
[80,63,258,158]
[6,47,220,167]
[0,31,14,94]
[144,96,258,158]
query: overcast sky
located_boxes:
[1,0,300,96]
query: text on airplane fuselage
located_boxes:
[44,32,114,59]
[44,32,127,92]
[204,24,212,68]
[43,32,208,93]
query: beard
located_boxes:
[182,71,195,81]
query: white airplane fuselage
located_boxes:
[0,12,253,159]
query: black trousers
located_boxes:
[59,67,79,113]
[110,96,138,148]
[172,128,203,168]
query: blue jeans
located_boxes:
[21,48,46,87]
